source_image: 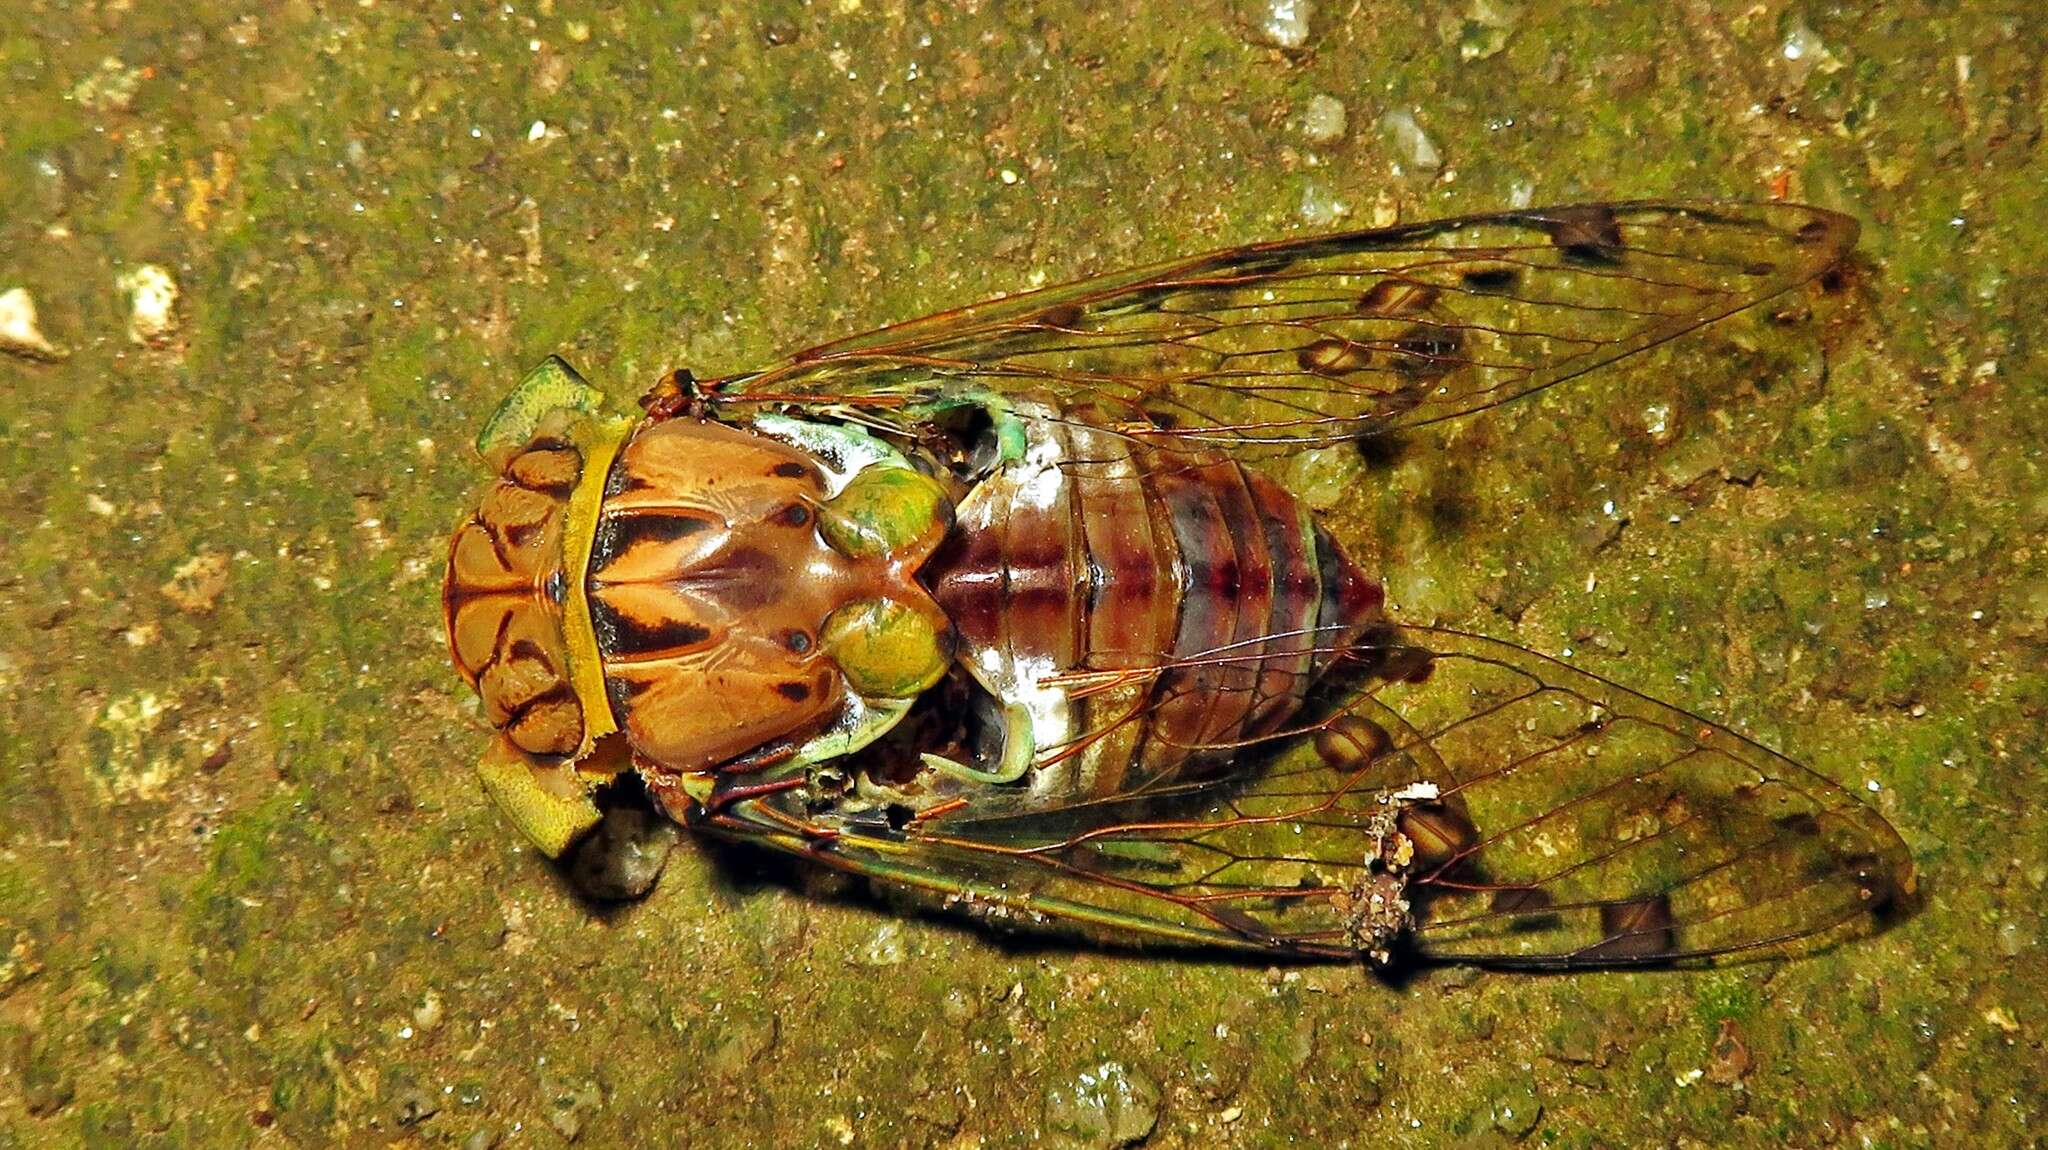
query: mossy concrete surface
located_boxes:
[2,3,2042,1147]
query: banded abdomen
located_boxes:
[927,404,1382,807]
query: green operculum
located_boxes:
[819,465,951,562]
[821,597,950,699]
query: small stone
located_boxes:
[539,1075,602,1142]
[1298,94,1348,145]
[1285,444,1361,510]
[1377,108,1443,173]
[854,921,909,966]
[1706,1019,1752,1085]
[413,990,445,1032]
[708,1015,778,1082]
[1297,180,1349,228]
[116,264,180,347]
[1490,1079,1542,1140]
[160,551,229,613]
[390,1082,439,1127]
[940,986,979,1025]
[0,288,65,361]
[1245,0,1315,50]
[1044,1061,1161,1149]
[567,805,680,900]
[70,56,146,111]
[1443,0,1521,61]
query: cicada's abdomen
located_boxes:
[443,443,588,756]
[927,405,1382,804]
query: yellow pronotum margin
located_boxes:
[559,413,634,757]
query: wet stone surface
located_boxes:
[1,2,2043,1147]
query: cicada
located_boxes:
[443,201,1912,968]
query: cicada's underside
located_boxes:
[444,201,1912,968]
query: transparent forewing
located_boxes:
[1354,628,1911,966]
[721,202,1856,449]
[716,627,1910,966]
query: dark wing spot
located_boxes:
[1296,338,1372,377]
[1487,886,1555,916]
[1358,280,1439,317]
[1539,205,1624,266]
[1584,894,1678,961]
[1795,217,1833,245]
[1035,303,1084,329]
[772,461,808,479]
[775,680,812,702]
[1774,811,1823,837]
[1459,265,1520,292]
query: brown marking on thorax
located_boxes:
[588,418,948,775]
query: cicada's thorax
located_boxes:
[586,418,953,775]
[926,402,1384,808]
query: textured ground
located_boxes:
[1,2,2043,1147]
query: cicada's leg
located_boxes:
[640,759,844,850]
[472,734,634,857]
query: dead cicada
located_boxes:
[442,201,1911,967]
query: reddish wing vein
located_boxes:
[727,627,1909,966]
[718,201,1856,449]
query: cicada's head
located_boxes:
[442,358,629,766]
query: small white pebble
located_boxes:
[1377,108,1442,173]
[999,168,1019,185]
[1298,94,1348,145]
[1254,0,1316,50]
[0,287,64,360]
[528,119,547,141]
[116,265,180,346]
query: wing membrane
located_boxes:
[707,627,1910,967]
[719,202,1855,449]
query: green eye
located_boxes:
[819,466,950,560]
[821,598,950,699]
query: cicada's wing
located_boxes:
[715,202,1855,449]
[1341,628,1912,966]
[701,627,1911,967]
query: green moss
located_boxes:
[2,2,2043,1146]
